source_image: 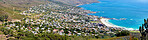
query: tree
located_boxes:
[139,19,148,40]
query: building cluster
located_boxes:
[4,2,123,37]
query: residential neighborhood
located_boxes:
[1,2,124,39]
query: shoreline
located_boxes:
[100,18,120,27]
[100,18,135,30]
[77,2,136,30]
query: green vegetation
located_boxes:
[0,31,3,34]
[130,31,140,33]
[0,31,6,40]
[115,30,130,37]
[0,27,67,40]
[133,37,139,40]
[0,0,131,40]
[0,8,24,20]
[0,0,48,20]
[0,21,93,40]
[139,19,148,40]
[0,26,97,40]
[0,14,8,22]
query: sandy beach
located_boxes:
[100,18,120,27]
[100,18,134,30]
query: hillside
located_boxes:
[50,0,99,5]
[0,0,99,20]
[0,0,48,20]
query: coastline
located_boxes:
[77,2,136,30]
[100,18,135,30]
[100,18,120,27]
[78,4,126,29]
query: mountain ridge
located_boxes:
[52,0,99,5]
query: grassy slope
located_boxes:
[0,6,24,19]
[0,0,48,20]
[90,31,140,40]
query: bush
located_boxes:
[0,14,8,22]
[133,37,138,40]
[116,30,130,37]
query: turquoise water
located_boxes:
[79,0,148,30]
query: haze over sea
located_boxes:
[79,0,148,30]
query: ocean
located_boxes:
[79,0,148,30]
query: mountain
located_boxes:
[0,0,48,20]
[0,0,99,20]
[50,0,99,5]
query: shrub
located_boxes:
[116,30,130,37]
[0,14,8,22]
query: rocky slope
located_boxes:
[50,0,99,5]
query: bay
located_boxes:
[79,0,148,30]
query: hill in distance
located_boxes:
[52,0,99,5]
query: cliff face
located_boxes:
[53,0,99,5]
